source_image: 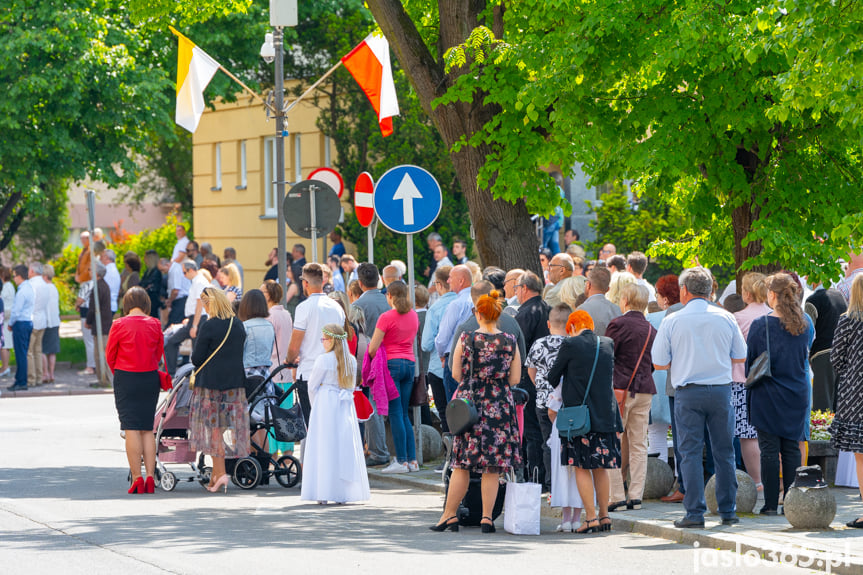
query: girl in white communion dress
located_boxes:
[300,323,370,504]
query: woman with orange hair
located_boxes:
[431,290,522,534]
[547,310,622,534]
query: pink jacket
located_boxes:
[361,345,399,416]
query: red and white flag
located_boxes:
[341,33,400,137]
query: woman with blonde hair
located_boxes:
[189,287,249,493]
[300,323,369,504]
[216,264,243,303]
[830,273,863,528]
[746,273,814,516]
[606,271,636,305]
[558,275,587,310]
[732,272,769,490]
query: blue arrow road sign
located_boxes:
[373,165,442,235]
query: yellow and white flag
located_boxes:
[169,26,220,133]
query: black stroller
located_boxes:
[441,386,530,526]
[228,365,304,490]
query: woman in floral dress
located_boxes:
[430,290,522,534]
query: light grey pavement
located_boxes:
[0,395,820,575]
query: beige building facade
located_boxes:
[193,91,349,287]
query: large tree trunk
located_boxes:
[367,0,542,275]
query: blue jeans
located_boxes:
[668,396,685,494]
[674,384,738,520]
[387,358,416,463]
[543,225,561,254]
[12,321,32,387]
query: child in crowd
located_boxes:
[526,303,584,531]
[300,324,370,505]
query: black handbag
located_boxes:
[744,316,772,390]
[445,332,479,435]
[267,402,307,443]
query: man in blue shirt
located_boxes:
[652,267,747,528]
[7,265,34,391]
[434,265,474,398]
[421,265,457,433]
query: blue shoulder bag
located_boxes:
[555,337,601,441]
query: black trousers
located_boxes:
[427,372,449,433]
[757,428,801,511]
[164,315,205,376]
[536,406,553,489]
[168,297,187,325]
[519,377,545,484]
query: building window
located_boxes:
[263,136,277,216]
[211,143,222,191]
[324,135,331,168]
[237,140,247,190]
[293,133,302,183]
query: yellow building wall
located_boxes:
[193,90,348,288]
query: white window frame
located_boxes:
[324,135,331,167]
[212,143,222,191]
[294,133,302,183]
[237,140,247,190]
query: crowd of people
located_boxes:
[14,221,862,532]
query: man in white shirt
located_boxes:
[627,251,657,302]
[27,262,48,387]
[171,224,190,263]
[286,263,346,424]
[166,260,190,325]
[164,261,209,375]
[101,249,121,314]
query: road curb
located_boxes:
[368,468,863,574]
[1,388,114,398]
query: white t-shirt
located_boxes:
[172,236,190,261]
[185,271,211,318]
[293,292,346,380]
[168,262,190,298]
[636,277,657,303]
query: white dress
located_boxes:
[547,386,585,508]
[300,352,370,503]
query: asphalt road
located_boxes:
[0,395,813,575]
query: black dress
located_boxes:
[830,315,863,452]
[547,331,623,469]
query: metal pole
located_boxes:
[310,184,319,263]
[407,233,415,307]
[85,190,108,386]
[274,26,288,305]
[367,223,374,265]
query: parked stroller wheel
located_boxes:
[160,471,177,492]
[274,455,302,488]
[233,457,262,490]
[198,466,213,488]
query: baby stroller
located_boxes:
[228,365,303,490]
[152,363,211,491]
[441,386,530,526]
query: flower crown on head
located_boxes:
[322,327,347,340]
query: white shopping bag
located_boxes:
[503,477,542,535]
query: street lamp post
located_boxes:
[261,1,297,305]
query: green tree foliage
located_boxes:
[436,0,863,285]
[0,0,174,257]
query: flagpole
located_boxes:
[218,66,274,113]
[284,61,343,114]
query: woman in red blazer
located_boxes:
[106,286,164,494]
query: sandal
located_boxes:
[598,516,613,532]
[574,518,598,534]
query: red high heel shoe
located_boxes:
[144,476,155,494]
[128,477,145,494]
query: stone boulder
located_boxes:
[385,422,443,461]
[784,486,836,529]
[642,458,676,500]
[705,469,757,514]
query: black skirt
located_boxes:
[560,431,622,470]
[42,326,60,355]
[114,369,160,430]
